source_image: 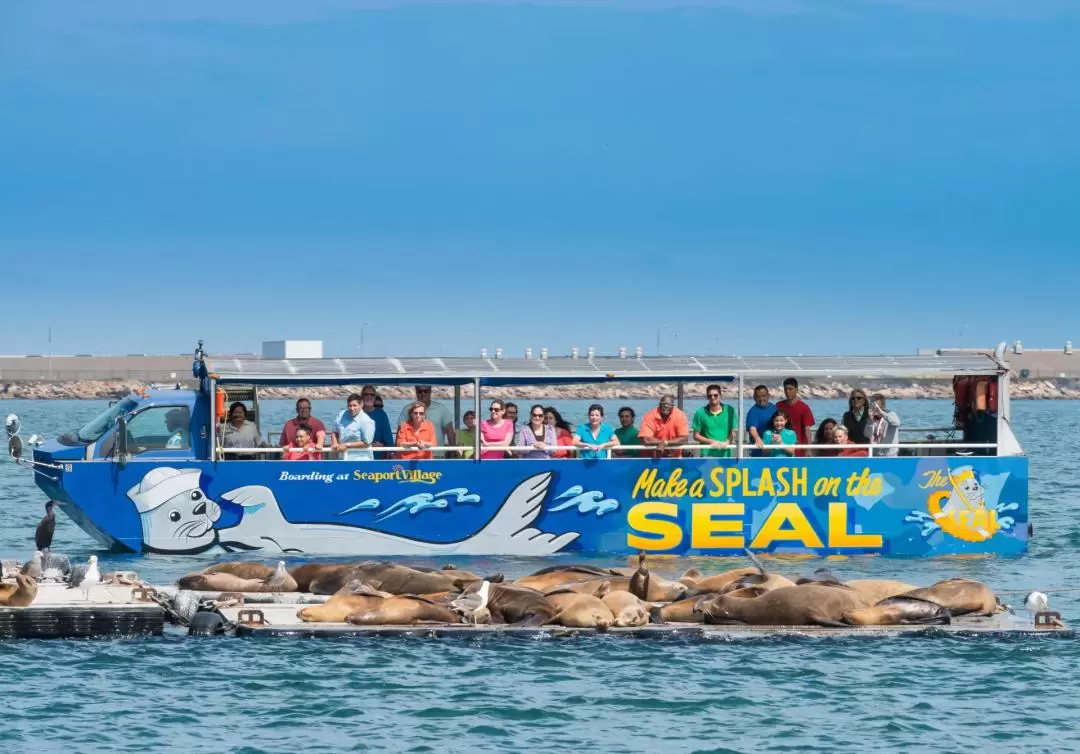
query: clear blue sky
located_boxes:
[1,0,1077,358]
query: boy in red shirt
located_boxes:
[778,378,815,457]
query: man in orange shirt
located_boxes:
[639,395,689,458]
[396,401,436,460]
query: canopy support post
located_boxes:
[736,375,744,459]
[473,378,481,461]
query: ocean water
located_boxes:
[0,398,1076,753]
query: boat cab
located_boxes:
[5,341,1027,557]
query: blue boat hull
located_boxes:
[38,455,1029,557]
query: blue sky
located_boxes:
[1,0,1077,358]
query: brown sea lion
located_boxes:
[649,586,769,624]
[679,566,760,592]
[345,595,461,625]
[893,578,1002,617]
[695,584,872,626]
[843,579,919,604]
[513,564,618,592]
[0,574,38,607]
[201,562,276,581]
[475,583,559,626]
[298,589,388,623]
[546,590,615,628]
[628,552,650,601]
[289,563,360,592]
[311,563,488,596]
[602,590,650,627]
[599,575,687,602]
[843,597,952,626]
[178,572,268,592]
[543,580,610,597]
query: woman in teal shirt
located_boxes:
[573,404,620,459]
[763,411,797,457]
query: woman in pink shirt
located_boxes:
[283,425,322,461]
[480,400,515,459]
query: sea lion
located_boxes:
[177,572,268,592]
[602,590,650,627]
[0,574,38,607]
[628,552,650,601]
[345,595,461,626]
[543,580,611,597]
[469,583,559,626]
[842,597,952,626]
[695,585,872,627]
[546,590,615,628]
[843,579,919,604]
[649,586,768,625]
[311,563,487,596]
[595,575,687,602]
[202,561,276,581]
[298,588,388,623]
[679,566,760,592]
[893,578,1002,617]
[513,564,618,592]
[289,563,359,592]
[21,551,43,580]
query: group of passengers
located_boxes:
[221,378,901,460]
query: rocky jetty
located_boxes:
[2,378,1079,401]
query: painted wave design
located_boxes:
[336,488,482,520]
[549,486,619,517]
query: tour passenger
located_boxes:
[517,404,557,459]
[284,424,321,461]
[745,384,778,457]
[842,388,872,445]
[398,385,455,455]
[480,400,515,459]
[222,402,267,455]
[869,393,901,457]
[639,395,689,458]
[361,385,394,458]
[374,394,385,410]
[692,384,737,457]
[458,410,477,459]
[544,406,576,458]
[574,404,619,459]
[813,417,839,457]
[280,398,327,450]
[762,410,797,457]
[397,400,436,460]
[613,406,640,458]
[832,425,868,457]
[165,409,189,449]
[503,402,520,459]
[777,378,815,456]
[332,393,376,461]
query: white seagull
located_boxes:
[1024,591,1049,618]
[451,580,492,624]
[68,555,101,601]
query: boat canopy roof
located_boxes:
[206,352,1006,387]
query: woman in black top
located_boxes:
[842,389,872,444]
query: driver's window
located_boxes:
[127,406,191,454]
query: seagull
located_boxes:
[41,552,71,582]
[1024,591,1049,617]
[263,561,292,592]
[451,580,492,624]
[20,551,43,580]
[68,555,101,601]
[35,501,57,553]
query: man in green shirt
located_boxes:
[613,406,640,457]
[692,384,736,458]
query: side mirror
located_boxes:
[7,435,22,460]
[4,413,19,438]
[116,415,129,466]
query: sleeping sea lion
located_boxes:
[892,578,1002,617]
[679,566,760,592]
[596,575,687,602]
[843,579,919,604]
[628,552,650,601]
[649,586,768,624]
[312,563,492,596]
[201,562,277,581]
[513,565,618,592]
[474,583,559,626]
[602,590,650,627]
[289,563,360,592]
[177,572,268,592]
[345,595,461,626]
[695,584,872,627]
[0,574,38,607]
[842,597,952,626]
[298,588,388,623]
[543,581,610,597]
[545,590,615,628]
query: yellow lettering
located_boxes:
[627,502,683,550]
[689,479,705,498]
[814,476,841,497]
[709,467,726,497]
[353,470,362,480]
[791,467,808,496]
[827,503,883,548]
[726,467,742,497]
[632,469,657,499]
[750,503,823,549]
[758,468,776,498]
[691,503,745,549]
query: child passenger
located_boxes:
[284,425,322,460]
[762,411,797,457]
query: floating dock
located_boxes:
[0,582,164,639]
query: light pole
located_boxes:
[360,322,370,356]
[656,324,667,356]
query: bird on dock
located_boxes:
[68,555,101,601]
[35,501,57,553]
[20,551,43,580]
[41,552,71,582]
[1024,591,1049,618]
[451,580,492,624]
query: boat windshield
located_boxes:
[64,396,141,445]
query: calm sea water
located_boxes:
[1,398,1076,753]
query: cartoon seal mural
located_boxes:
[126,468,580,556]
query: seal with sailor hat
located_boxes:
[127,467,222,553]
